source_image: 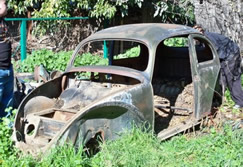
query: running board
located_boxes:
[157,119,201,141]
[154,104,192,113]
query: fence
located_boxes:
[5,17,89,61]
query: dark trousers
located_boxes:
[220,57,243,107]
[0,65,14,117]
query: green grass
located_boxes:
[1,124,242,167]
[91,126,243,167]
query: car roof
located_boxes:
[83,23,200,46]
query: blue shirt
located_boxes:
[204,31,240,60]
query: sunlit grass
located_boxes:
[0,75,242,166]
[1,125,242,167]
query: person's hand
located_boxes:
[0,0,7,17]
[193,25,204,34]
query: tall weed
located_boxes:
[0,108,18,164]
[91,126,242,167]
[1,125,242,166]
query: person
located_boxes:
[194,25,243,109]
[0,0,14,116]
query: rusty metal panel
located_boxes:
[13,23,221,156]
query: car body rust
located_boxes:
[13,23,222,156]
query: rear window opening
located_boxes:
[73,40,149,71]
[163,37,188,47]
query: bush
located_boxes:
[16,49,107,73]
[16,49,72,73]
[114,46,141,59]
[164,37,188,47]
[74,52,108,67]
[0,108,17,162]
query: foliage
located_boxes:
[1,124,242,166]
[90,125,243,167]
[6,0,195,35]
[7,0,144,19]
[162,126,242,166]
[0,107,242,166]
[38,144,89,167]
[16,49,107,73]
[114,46,140,59]
[74,52,107,67]
[153,0,195,25]
[164,37,188,47]
[7,0,34,15]
[0,108,17,162]
[91,128,162,167]
[16,49,72,73]
[7,0,194,22]
[16,46,145,73]
[6,0,145,35]
[224,89,235,107]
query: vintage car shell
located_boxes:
[13,23,221,155]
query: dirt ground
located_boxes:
[181,108,242,138]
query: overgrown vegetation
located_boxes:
[15,49,107,73]
[7,0,195,35]
[164,37,188,47]
[93,126,243,167]
[0,108,17,162]
[114,46,140,59]
[1,77,243,166]
[0,121,242,166]
[15,47,143,73]
[15,50,72,72]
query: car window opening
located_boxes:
[74,40,149,71]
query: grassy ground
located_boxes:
[0,124,242,167]
[90,125,242,167]
[0,77,242,167]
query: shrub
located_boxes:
[0,108,17,163]
[16,49,108,73]
[16,49,73,73]
[114,46,141,59]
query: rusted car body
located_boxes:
[13,24,221,155]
